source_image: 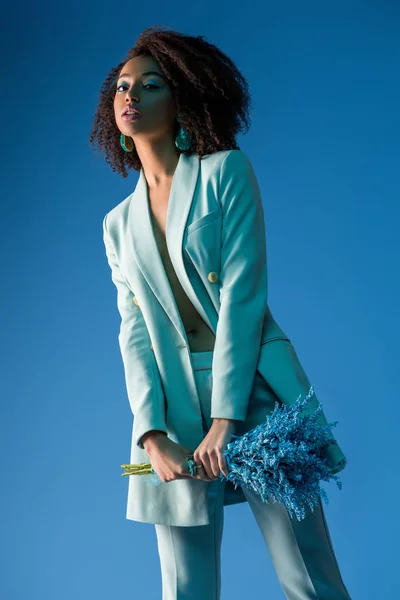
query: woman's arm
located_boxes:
[103,214,168,450]
[210,149,268,423]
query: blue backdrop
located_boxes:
[2,1,398,598]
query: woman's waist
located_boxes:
[186,322,216,353]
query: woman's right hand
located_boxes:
[144,435,215,483]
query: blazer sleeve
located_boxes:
[102,213,168,449]
[210,149,268,422]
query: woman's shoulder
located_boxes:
[199,147,254,184]
[102,191,133,236]
[200,147,250,167]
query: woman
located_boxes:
[90,25,351,600]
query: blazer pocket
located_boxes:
[187,208,221,235]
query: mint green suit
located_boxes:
[103,148,351,598]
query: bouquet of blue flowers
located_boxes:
[121,385,346,521]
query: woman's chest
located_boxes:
[147,183,174,271]
[115,181,223,306]
[147,181,171,234]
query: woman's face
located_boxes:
[114,55,177,143]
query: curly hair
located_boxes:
[89,25,252,177]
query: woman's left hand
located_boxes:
[192,419,236,481]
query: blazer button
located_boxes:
[150,343,154,351]
[208,271,219,283]
[133,295,139,306]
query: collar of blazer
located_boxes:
[128,151,203,345]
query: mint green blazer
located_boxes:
[102,149,348,527]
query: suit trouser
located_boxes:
[154,347,352,600]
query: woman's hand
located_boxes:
[192,419,236,481]
[144,435,197,483]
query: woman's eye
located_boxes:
[116,83,160,92]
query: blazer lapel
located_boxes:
[128,152,200,345]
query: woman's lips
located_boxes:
[121,113,142,121]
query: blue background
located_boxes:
[2,1,398,598]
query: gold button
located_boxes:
[150,343,154,351]
[208,271,219,283]
[133,295,139,306]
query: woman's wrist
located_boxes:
[212,418,238,431]
[142,430,168,452]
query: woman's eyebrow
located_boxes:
[117,71,166,81]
